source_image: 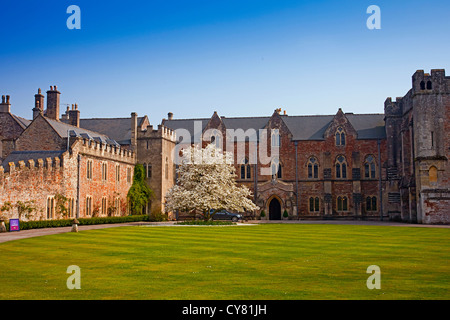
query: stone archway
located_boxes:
[269,197,281,220]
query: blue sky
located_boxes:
[1,0,449,123]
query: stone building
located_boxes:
[163,108,388,220]
[0,87,136,220]
[384,69,450,224]
[0,69,448,223]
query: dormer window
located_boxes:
[335,127,346,146]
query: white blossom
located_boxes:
[165,143,259,219]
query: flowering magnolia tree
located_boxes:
[165,143,259,220]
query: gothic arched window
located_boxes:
[271,129,281,147]
[366,196,377,211]
[271,157,282,179]
[240,158,251,180]
[309,197,320,212]
[336,155,347,179]
[429,166,438,184]
[307,157,319,179]
[364,155,376,179]
[337,196,348,211]
[210,129,222,149]
[335,127,346,146]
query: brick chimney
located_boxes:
[131,112,138,151]
[46,85,61,120]
[168,112,173,120]
[68,103,80,127]
[0,95,11,113]
[33,88,44,119]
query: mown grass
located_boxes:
[0,224,448,300]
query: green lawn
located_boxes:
[0,224,449,300]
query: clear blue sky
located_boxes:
[1,0,449,123]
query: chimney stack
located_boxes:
[46,85,61,120]
[68,103,80,127]
[33,88,45,119]
[131,112,138,152]
[0,94,11,113]
[168,112,173,120]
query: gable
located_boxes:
[15,115,65,151]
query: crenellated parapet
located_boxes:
[0,155,66,187]
[74,138,136,164]
[137,124,176,142]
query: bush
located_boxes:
[283,210,289,218]
[260,210,266,218]
[149,211,168,222]
[5,215,150,231]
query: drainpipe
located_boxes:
[254,140,258,202]
[76,154,81,219]
[295,141,299,217]
[67,130,70,152]
[377,139,383,221]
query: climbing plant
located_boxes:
[127,164,154,215]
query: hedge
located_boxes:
[4,215,150,231]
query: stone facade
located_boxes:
[0,88,136,221]
[0,69,448,224]
[163,108,388,221]
[385,69,450,224]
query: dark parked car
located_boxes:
[209,209,242,222]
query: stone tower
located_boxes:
[135,116,176,216]
[385,69,450,224]
[411,69,450,223]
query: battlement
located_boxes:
[412,69,449,94]
[76,138,136,163]
[137,124,176,141]
[384,97,402,116]
[0,154,65,184]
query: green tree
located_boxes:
[127,164,154,215]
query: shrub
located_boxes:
[283,210,289,218]
[260,210,266,218]
[149,211,168,222]
[4,215,150,231]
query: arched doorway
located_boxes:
[269,197,281,220]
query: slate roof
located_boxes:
[78,117,146,145]
[44,117,111,142]
[163,113,386,142]
[10,114,31,129]
[1,150,65,171]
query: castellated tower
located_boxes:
[411,69,450,223]
[135,114,176,217]
[385,69,450,224]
